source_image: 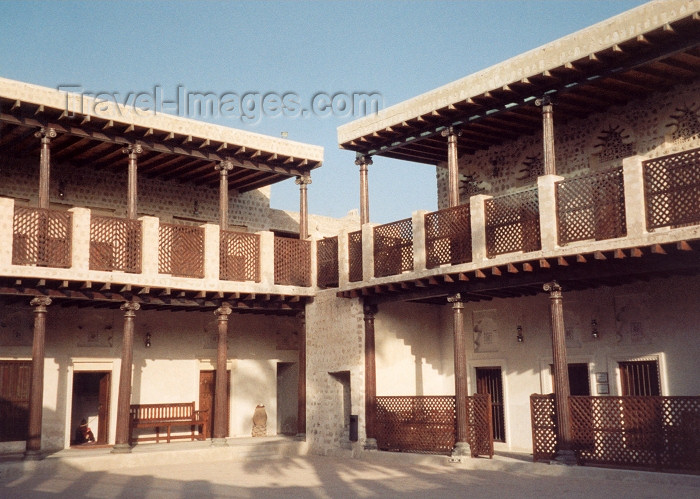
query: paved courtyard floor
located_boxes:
[1,440,698,498]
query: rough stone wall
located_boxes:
[437,80,700,208]
[304,289,365,454]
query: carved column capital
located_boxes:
[543,281,562,296]
[30,296,52,309]
[214,303,233,318]
[120,301,140,317]
[363,303,378,319]
[34,127,57,142]
[535,95,554,107]
[440,126,462,138]
[122,144,143,157]
[355,154,373,168]
[295,174,312,186]
[447,293,464,308]
[216,159,234,173]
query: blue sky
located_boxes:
[0,0,648,223]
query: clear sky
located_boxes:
[0,0,649,224]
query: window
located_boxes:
[619,360,660,396]
[0,361,31,442]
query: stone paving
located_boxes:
[1,440,698,498]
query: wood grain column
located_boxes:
[543,281,576,465]
[35,127,57,210]
[112,301,140,453]
[296,311,307,440]
[363,303,378,450]
[296,174,312,240]
[449,293,470,456]
[123,145,143,220]
[24,296,51,460]
[216,160,234,231]
[537,96,556,176]
[441,127,462,208]
[212,303,232,446]
[355,154,373,225]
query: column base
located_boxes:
[451,441,471,458]
[552,449,577,466]
[363,438,378,451]
[294,433,306,442]
[111,443,132,454]
[211,437,228,447]
[23,449,43,461]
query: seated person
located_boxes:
[74,418,95,444]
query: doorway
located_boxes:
[329,371,351,444]
[475,367,506,442]
[276,362,298,435]
[199,370,230,438]
[71,371,110,445]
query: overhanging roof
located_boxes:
[337,0,700,165]
[0,77,323,192]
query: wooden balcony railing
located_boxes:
[425,204,472,269]
[274,237,311,287]
[556,167,626,245]
[348,230,363,283]
[158,223,204,278]
[644,148,700,229]
[89,215,142,273]
[219,230,260,282]
[374,218,413,278]
[12,207,72,268]
[316,236,339,289]
[485,188,540,257]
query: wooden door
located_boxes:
[97,372,110,445]
[199,370,230,438]
[476,367,505,442]
[618,360,661,450]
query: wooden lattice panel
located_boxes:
[274,237,311,287]
[12,207,72,268]
[348,230,363,282]
[570,396,700,473]
[374,218,414,278]
[530,394,557,462]
[316,236,339,288]
[644,148,700,229]
[485,188,541,258]
[468,394,494,458]
[557,167,627,245]
[158,223,204,278]
[425,204,472,269]
[219,230,260,282]
[376,396,456,455]
[89,216,142,273]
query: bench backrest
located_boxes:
[130,402,195,421]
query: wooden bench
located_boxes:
[129,402,208,444]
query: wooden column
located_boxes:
[296,174,312,240]
[441,126,462,207]
[212,303,231,446]
[537,96,556,176]
[112,301,140,453]
[543,281,576,465]
[35,127,57,209]
[449,293,470,456]
[123,145,142,220]
[216,160,234,231]
[24,296,51,460]
[355,154,373,225]
[296,311,306,440]
[363,303,378,450]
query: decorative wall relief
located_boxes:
[593,124,635,165]
[0,310,33,346]
[614,293,652,345]
[276,328,299,350]
[667,103,700,145]
[472,309,499,353]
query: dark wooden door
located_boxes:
[96,372,110,445]
[476,367,505,442]
[199,370,230,438]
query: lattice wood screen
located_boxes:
[485,188,540,257]
[374,218,413,278]
[468,393,494,458]
[158,223,204,278]
[12,207,72,268]
[219,230,260,282]
[557,167,627,245]
[570,396,699,473]
[348,230,363,282]
[376,396,456,455]
[530,393,557,462]
[274,237,311,287]
[89,216,142,273]
[425,204,472,269]
[643,148,700,229]
[316,236,339,288]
